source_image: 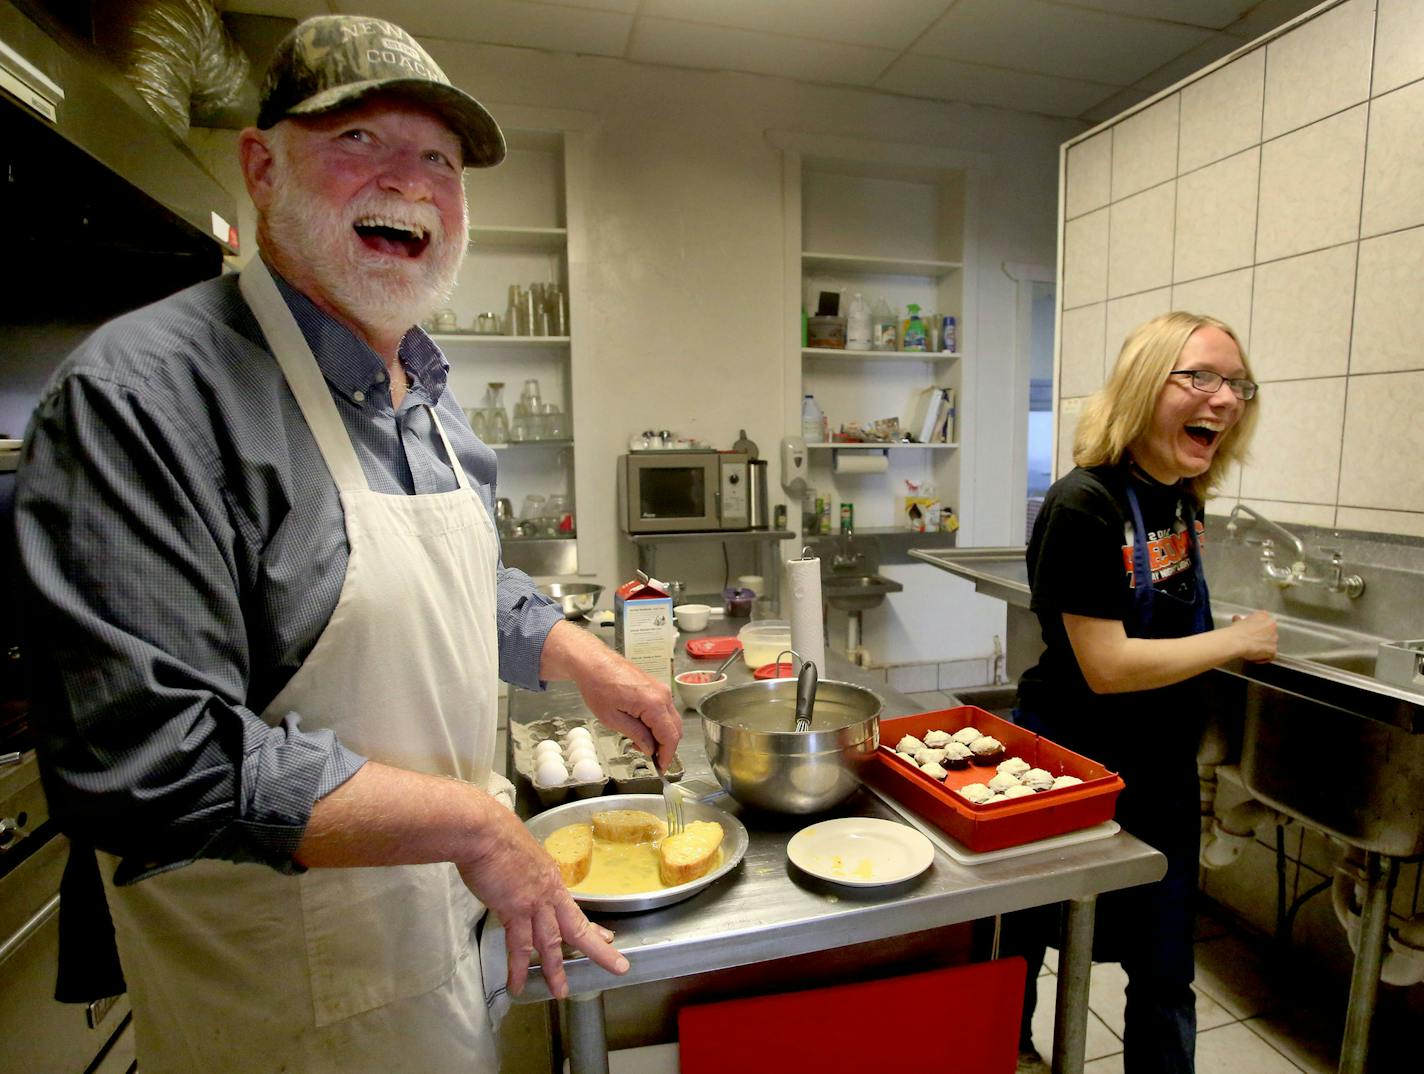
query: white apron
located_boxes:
[99,259,509,1073]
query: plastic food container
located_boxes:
[862,706,1123,853]
[737,620,792,669]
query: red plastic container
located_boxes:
[863,706,1124,853]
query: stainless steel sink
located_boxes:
[822,573,903,611]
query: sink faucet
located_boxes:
[832,524,864,571]
[1225,503,1365,598]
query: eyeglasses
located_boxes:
[1168,369,1258,400]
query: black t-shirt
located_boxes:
[1017,464,1205,767]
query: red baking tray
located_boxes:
[862,706,1124,853]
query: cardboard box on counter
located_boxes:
[614,577,674,683]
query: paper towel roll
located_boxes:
[785,555,826,675]
[833,450,889,474]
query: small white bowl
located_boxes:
[674,603,711,632]
[675,670,727,711]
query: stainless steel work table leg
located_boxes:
[564,991,609,1074]
[1052,894,1097,1074]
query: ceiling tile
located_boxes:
[877,54,1119,117]
[221,0,331,17]
[915,0,1214,87]
[1056,0,1256,30]
[639,0,944,51]
[629,18,896,86]
[1131,32,1249,97]
[1077,85,1155,124]
[1225,0,1330,42]
[331,0,634,54]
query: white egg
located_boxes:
[566,744,598,764]
[571,757,603,782]
[534,759,567,786]
[566,726,593,744]
[534,739,561,759]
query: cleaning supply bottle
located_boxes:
[846,293,871,350]
[801,394,825,444]
[871,297,897,351]
[903,304,928,351]
[942,315,957,354]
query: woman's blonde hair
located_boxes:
[1073,311,1257,504]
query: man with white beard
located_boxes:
[16,16,679,1073]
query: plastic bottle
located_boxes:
[871,298,897,351]
[846,293,871,350]
[942,315,957,354]
[801,394,825,444]
[903,304,928,351]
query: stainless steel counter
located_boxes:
[485,632,1165,1074]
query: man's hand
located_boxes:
[540,620,681,770]
[456,805,627,998]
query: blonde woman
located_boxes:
[1009,312,1277,1074]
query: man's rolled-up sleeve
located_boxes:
[494,563,566,691]
[17,370,364,884]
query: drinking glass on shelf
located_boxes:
[486,382,509,443]
[509,405,529,442]
[465,407,488,440]
[545,405,568,440]
[520,494,546,530]
[547,494,573,535]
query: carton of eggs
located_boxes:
[531,734,603,787]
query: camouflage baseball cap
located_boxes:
[257,15,505,168]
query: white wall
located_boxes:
[423,43,1078,613]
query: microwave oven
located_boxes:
[618,452,750,533]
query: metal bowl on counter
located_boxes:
[538,582,604,619]
[699,679,882,814]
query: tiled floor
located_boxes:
[901,688,1383,1074]
[1022,911,1344,1074]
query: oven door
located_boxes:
[622,455,722,533]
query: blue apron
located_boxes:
[1021,478,1210,969]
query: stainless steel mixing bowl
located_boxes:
[538,582,604,619]
[699,678,882,813]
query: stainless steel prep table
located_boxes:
[485,630,1164,1074]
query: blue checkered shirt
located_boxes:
[16,267,563,882]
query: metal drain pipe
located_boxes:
[1338,851,1397,1074]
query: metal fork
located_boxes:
[662,774,685,836]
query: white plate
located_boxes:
[786,817,934,887]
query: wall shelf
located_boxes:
[466,225,568,251]
[488,439,573,450]
[802,347,963,361]
[806,442,959,450]
[433,334,570,347]
[802,251,962,278]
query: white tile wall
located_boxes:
[1107,183,1175,298]
[1063,208,1110,308]
[1371,0,1424,96]
[1339,370,1424,512]
[1255,105,1367,263]
[1261,0,1374,140]
[1350,225,1424,374]
[1360,78,1424,238]
[1103,288,1171,375]
[1173,148,1259,283]
[1250,243,1356,381]
[1060,302,1108,398]
[1059,1,1424,537]
[1178,47,1264,174]
[1109,96,1179,200]
[1065,130,1112,219]
[1239,378,1346,505]
[1171,269,1253,352]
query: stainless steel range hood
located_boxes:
[0,0,239,256]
